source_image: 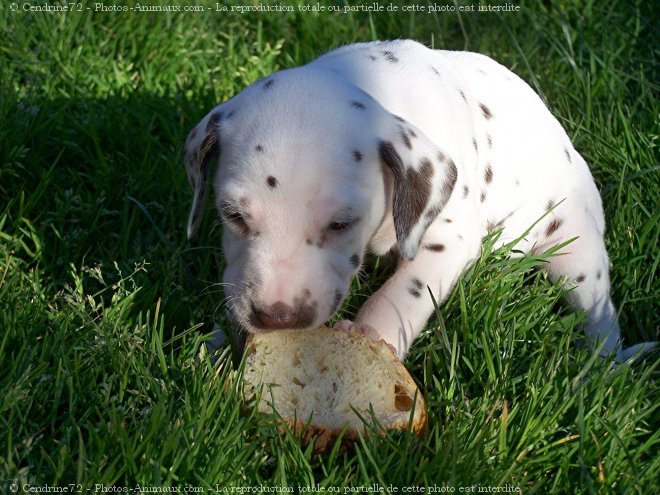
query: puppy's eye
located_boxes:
[327,218,359,233]
[221,202,250,236]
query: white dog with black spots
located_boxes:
[184,40,654,362]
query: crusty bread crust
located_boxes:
[243,327,427,452]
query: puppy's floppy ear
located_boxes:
[183,110,222,238]
[378,116,458,260]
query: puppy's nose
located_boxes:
[253,301,299,329]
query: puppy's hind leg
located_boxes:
[537,204,654,361]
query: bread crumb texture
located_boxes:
[243,328,426,435]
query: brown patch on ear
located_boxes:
[443,160,458,198]
[186,116,221,238]
[379,141,433,245]
[419,158,434,179]
[198,133,219,176]
[206,111,223,132]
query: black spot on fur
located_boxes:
[576,274,586,283]
[545,218,563,237]
[401,129,412,149]
[351,101,366,110]
[597,270,602,280]
[430,66,440,76]
[425,205,442,220]
[546,199,556,212]
[437,151,447,163]
[480,190,487,203]
[472,138,478,151]
[479,103,493,120]
[382,50,399,63]
[353,150,363,162]
[459,89,467,102]
[564,148,572,163]
[266,176,278,189]
[487,135,493,148]
[368,54,377,61]
[487,216,508,233]
[306,238,313,245]
[408,278,424,298]
[463,185,469,198]
[425,243,445,252]
[394,115,405,123]
[484,165,493,184]
[255,144,264,153]
[263,79,275,90]
[350,254,361,269]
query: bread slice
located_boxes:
[243,327,427,451]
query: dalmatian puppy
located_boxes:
[184,39,654,362]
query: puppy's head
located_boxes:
[184,69,457,333]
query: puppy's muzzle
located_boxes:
[249,301,317,330]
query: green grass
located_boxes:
[1,0,658,492]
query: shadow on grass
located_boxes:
[1,91,230,339]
